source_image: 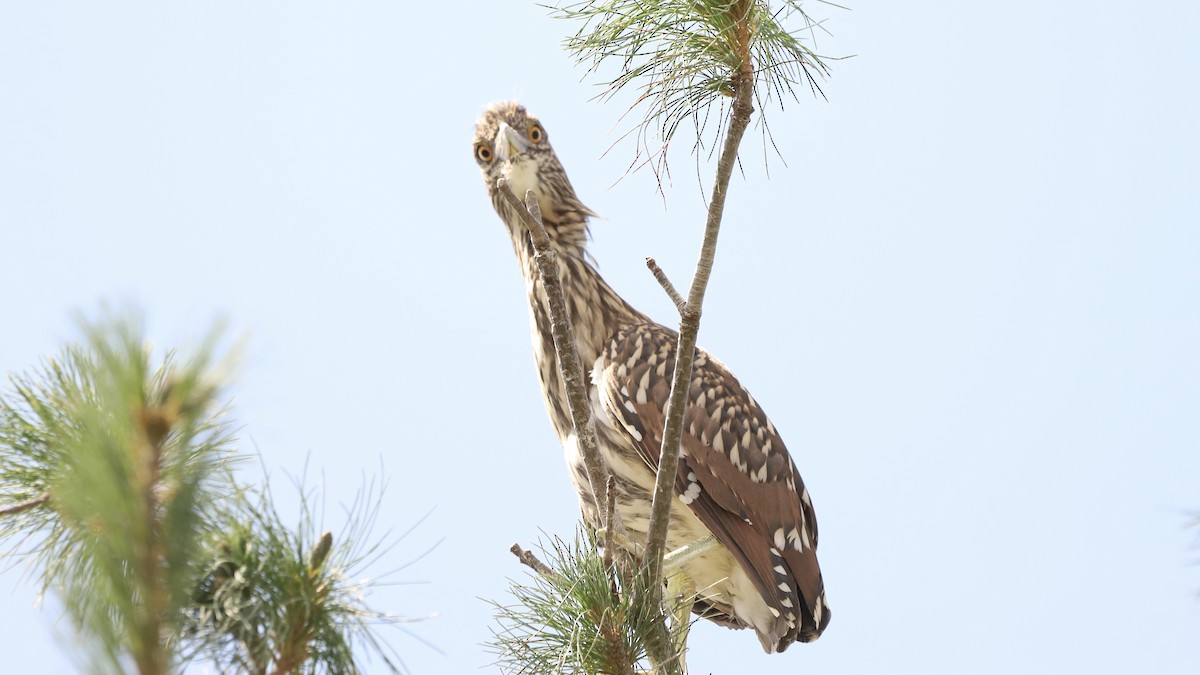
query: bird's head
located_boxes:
[474,101,594,237]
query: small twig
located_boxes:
[0,492,50,517]
[603,475,617,572]
[495,179,613,529]
[645,258,687,315]
[510,544,559,579]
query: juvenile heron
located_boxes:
[474,101,830,652]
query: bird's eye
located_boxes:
[476,143,494,163]
[528,124,545,144]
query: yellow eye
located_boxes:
[528,124,544,144]
[476,143,493,162]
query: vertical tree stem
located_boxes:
[641,0,758,657]
[133,409,170,675]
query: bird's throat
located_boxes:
[503,159,547,219]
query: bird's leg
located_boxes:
[595,529,717,569]
[665,571,696,671]
[660,536,716,671]
[594,525,643,558]
[662,534,717,572]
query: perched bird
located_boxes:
[474,101,830,653]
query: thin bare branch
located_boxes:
[510,544,559,580]
[0,492,50,518]
[495,180,613,528]
[645,258,686,314]
[603,475,617,572]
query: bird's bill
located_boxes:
[494,123,529,162]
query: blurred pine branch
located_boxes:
[0,310,423,674]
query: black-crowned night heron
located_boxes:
[474,101,830,653]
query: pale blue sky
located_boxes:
[2,2,1198,673]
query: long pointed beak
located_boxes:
[494,122,529,162]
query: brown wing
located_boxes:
[596,322,829,650]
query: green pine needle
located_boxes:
[487,532,687,675]
[0,310,237,674]
[179,470,417,675]
[0,311,422,674]
[552,0,840,175]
